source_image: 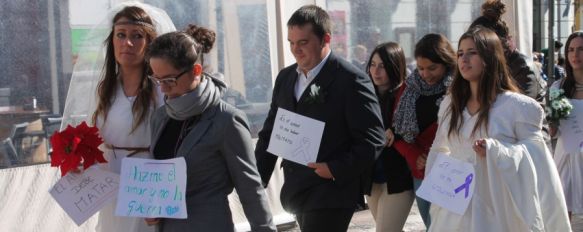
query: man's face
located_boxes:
[288,24,329,74]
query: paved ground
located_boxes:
[279,201,426,232]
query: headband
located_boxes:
[114,20,154,30]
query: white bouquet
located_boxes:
[545,88,573,125]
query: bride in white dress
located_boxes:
[425,27,571,231]
[61,2,175,232]
[552,31,583,231]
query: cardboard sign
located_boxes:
[115,157,187,218]
[267,108,325,165]
[50,166,119,225]
[417,153,475,215]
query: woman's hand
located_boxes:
[416,153,427,170]
[385,128,395,147]
[473,139,487,157]
[144,218,160,226]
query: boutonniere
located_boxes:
[304,84,326,104]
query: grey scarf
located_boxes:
[393,69,451,143]
[165,73,226,120]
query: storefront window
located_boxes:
[325,0,483,70]
[0,0,273,168]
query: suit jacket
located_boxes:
[151,101,275,232]
[255,52,386,213]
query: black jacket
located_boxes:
[255,52,386,213]
[363,87,413,195]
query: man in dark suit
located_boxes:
[255,5,385,232]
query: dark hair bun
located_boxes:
[481,0,506,22]
[185,24,216,53]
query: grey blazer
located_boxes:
[151,101,275,232]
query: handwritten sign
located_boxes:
[267,108,325,165]
[115,157,187,218]
[49,166,120,225]
[416,153,475,215]
[559,106,583,154]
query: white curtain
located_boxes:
[0,164,98,232]
[0,162,291,232]
[503,0,533,58]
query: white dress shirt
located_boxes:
[294,51,331,101]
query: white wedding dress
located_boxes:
[426,92,571,232]
[554,98,583,215]
[94,84,163,232]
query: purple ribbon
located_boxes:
[454,173,473,198]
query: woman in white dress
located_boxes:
[553,31,583,231]
[425,26,571,231]
[62,2,175,232]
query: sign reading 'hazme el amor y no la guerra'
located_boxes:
[115,157,187,219]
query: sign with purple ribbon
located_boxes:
[416,153,475,215]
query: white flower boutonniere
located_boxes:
[304,84,326,104]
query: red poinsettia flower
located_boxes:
[50,121,106,176]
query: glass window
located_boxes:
[326,0,483,72]
[0,0,71,168]
[0,0,525,169]
[0,0,273,168]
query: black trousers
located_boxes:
[296,208,354,232]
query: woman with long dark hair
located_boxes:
[60,2,176,231]
[426,26,570,231]
[552,31,583,231]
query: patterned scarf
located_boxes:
[393,69,451,143]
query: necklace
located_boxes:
[174,118,191,156]
[125,94,136,102]
[173,116,199,156]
